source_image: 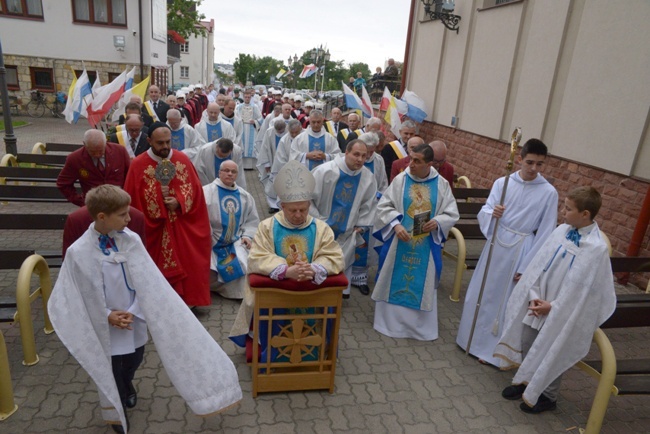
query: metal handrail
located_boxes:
[0,329,18,420]
[15,254,54,366]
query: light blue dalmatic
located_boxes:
[326,170,361,238]
[212,186,245,282]
[171,129,185,150]
[206,122,223,142]
[308,135,326,171]
[385,175,441,310]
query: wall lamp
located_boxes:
[421,0,461,33]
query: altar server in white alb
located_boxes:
[495,187,615,414]
[196,102,236,144]
[235,89,263,170]
[48,185,241,434]
[456,139,558,366]
[204,160,260,299]
[166,109,205,161]
[372,144,458,340]
[289,110,340,170]
[310,139,377,298]
[257,120,288,211]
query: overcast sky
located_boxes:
[198,0,411,70]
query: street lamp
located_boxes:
[310,45,331,94]
[287,53,299,90]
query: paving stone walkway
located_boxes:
[1,117,648,433]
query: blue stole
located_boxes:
[326,169,361,238]
[222,117,235,127]
[274,134,282,149]
[363,160,374,173]
[308,134,326,171]
[212,186,245,282]
[171,129,185,150]
[213,155,231,177]
[206,122,223,142]
[352,229,370,268]
[243,124,256,157]
[385,175,441,310]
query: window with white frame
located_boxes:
[72,0,126,26]
[180,42,189,53]
[180,66,189,79]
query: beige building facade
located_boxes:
[402,0,649,283]
[1,0,167,106]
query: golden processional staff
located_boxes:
[466,127,522,355]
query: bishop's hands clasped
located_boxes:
[161,185,180,211]
[286,261,315,282]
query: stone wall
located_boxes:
[4,54,137,108]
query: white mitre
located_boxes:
[273,160,315,203]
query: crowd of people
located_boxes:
[50,80,616,432]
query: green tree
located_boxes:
[167,0,207,40]
[233,53,255,85]
[346,62,372,83]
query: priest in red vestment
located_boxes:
[124,122,212,307]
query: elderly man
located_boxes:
[257,121,288,213]
[196,102,236,144]
[124,123,212,307]
[142,85,170,123]
[166,109,205,162]
[57,129,131,207]
[220,97,243,145]
[311,139,377,298]
[235,89,264,169]
[324,107,348,138]
[271,119,302,177]
[194,83,209,112]
[204,160,260,299]
[110,113,150,158]
[381,120,417,180]
[390,136,426,182]
[372,144,459,340]
[337,112,363,152]
[194,138,247,188]
[229,160,345,353]
[290,110,340,170]
[216,93,227,109]
[430,140,455,187]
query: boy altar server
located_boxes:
[495,186,615,413]
[49,185,241,433]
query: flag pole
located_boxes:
[465,127,522,355]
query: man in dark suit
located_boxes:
[118,101,153,127]
[56,129,131,207]
[142,85,170,123]
[110,114,150,157]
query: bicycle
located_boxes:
[27,90,66,119]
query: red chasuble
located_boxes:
[124,150,212,306]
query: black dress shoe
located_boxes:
[125,382,137,408]
[502,384,526,400]
[520,394,557,414]
[111,411,129,433]
[357,284,370,295]
[342,293,350,299]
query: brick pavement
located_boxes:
[1,117,649,433]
